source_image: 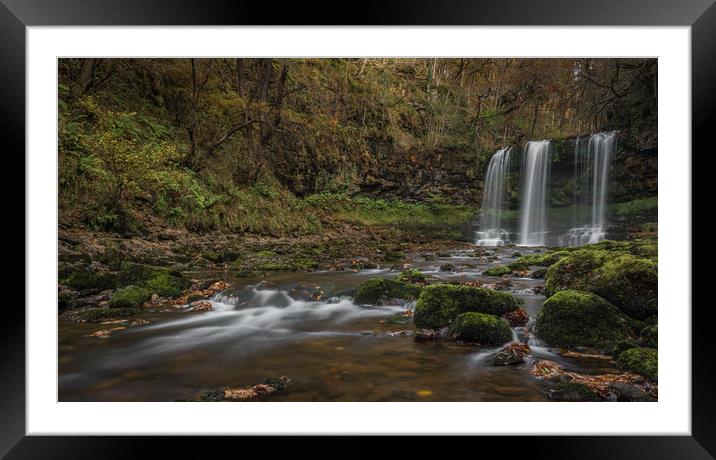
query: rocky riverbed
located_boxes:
[58,236,658,402]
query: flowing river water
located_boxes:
[59,248,619,402]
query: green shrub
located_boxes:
[413,284,520,329]
[536,290,630,349]
[640,325,658,348]
[448,312,512,344]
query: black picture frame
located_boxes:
[3,0,711,457]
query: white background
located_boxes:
[27,27,690,435]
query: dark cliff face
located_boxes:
[357,139,479,204]
[312,126,658,208]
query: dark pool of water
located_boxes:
[58,248,615,401]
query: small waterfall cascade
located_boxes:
[476,148,513,246]
[560,131,616,246]
[518,140,551,246]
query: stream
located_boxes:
[58,248,619,401]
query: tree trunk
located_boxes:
[236,58,245,96]
[77,58,97,96]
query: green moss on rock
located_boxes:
[517,250,571,267]
[61,269,117,292]
[116,262,190,297]
[536,290,630,350]
[413,284,520,329]
[593,254,658,320]
[72,307,142,322]
[448,312,512,345]
[507,261,530,272]
[483,265,512,276]
[145,272,192,297]
[383,251,406,262]
[544,249,611,297]
[354,278,421,305]
[109,285,151,308]
[617,347,658,380]
[547,382,600,401]
[397,269,425,283]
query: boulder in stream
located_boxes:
[413,284,520,329]
[535,290,631,350]
[448,312,512,345]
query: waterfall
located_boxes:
[476,148,513,246]
[560,131,616,246]
[518,140,551,246]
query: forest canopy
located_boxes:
[58,58,656,235]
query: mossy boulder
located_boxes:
[518,250,571,267]
[617,347,658,380]
[413,284,520,329]
[354,278,421,305]
[144,272,191,297]
[547,382,600,401]
[397,269,425,283]
[531,268,547,279]
[109,285,151,308]
[640,325,658,348]
[71,307,142,322]
[383,251,406,262]
[483,265,512,276]
[507,261,530,272]
[60,269,117,293]
[448,312,512,345]
[592,255,658,320]
[544,249,611,297]
[535,290,631,350]
[116,262,191,297]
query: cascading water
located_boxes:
[518,140,551,246]
[560,131,616,246]
[476,148,513,246]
